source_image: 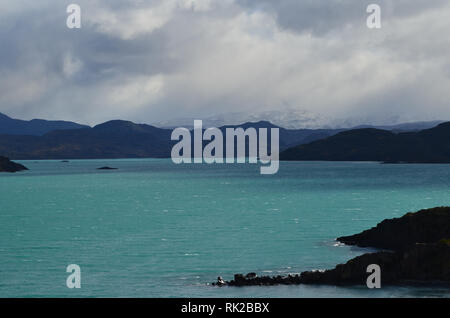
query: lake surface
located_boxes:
[1,159,449,298]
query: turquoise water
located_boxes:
[0,159,449,298]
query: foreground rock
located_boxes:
[220,241,450,287]
[216,207,450,287]
[338,207,450,250]
[300,241,450,286]
[0,156,28,173]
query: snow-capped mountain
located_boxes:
[152,108,445,130]
[153,109,333,129]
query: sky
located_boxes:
[0,0,450,126]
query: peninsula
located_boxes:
[216,207,450,287]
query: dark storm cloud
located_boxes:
[0,0,449,125]
[0,0,184,122]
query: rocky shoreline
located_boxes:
[0,156,28,173]
[214,207,450,287]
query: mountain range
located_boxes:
[1,111,449,162]
[0,117,342,160]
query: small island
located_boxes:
[97,166,118,170]
[215,207,450,287]
[0,156,28,173]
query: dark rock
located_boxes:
[299,241,450,286]
[233,274,246,284]
[225,273,302,287]
[97,166,118,170]
[213,277,226,287]
[337,207,450,250]
[0,156,28,173]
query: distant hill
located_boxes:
[0,120,173,159]
[0,112,89,136]
[280,122,450,163]
[350,121,444,133]
[219,121,342,151]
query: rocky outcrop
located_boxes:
[221,241,450,287]
[216,273,303,287]
[0,156,28,173]
[97,166,118,170]
[337,207,450,250]
[299,241,450,286]
[216,207,450,287]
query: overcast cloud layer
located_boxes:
[0,0,449,126]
